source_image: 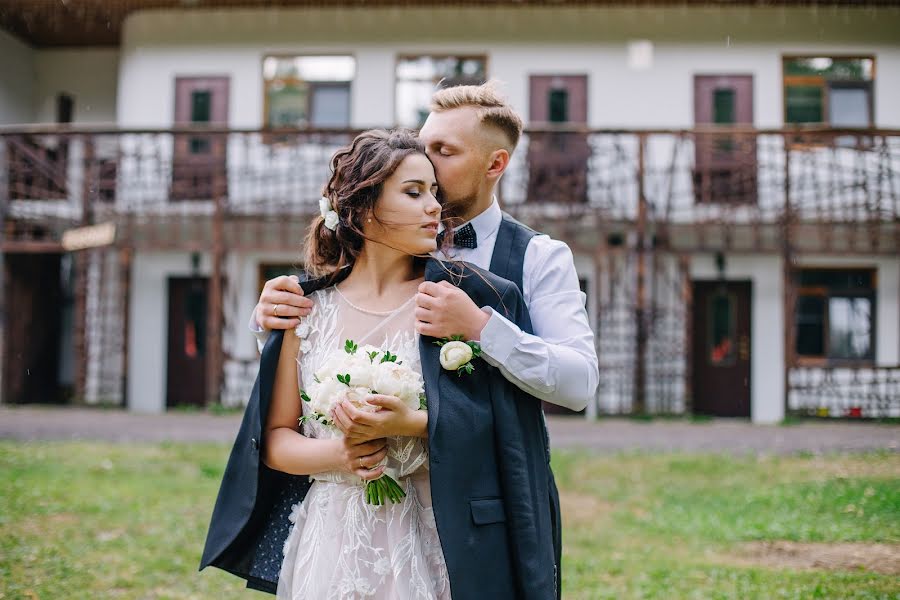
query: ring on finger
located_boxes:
[358,457,364,469]
[273,303,280,317]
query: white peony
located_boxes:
[439,341,473,371]
[313,353,345,383]
[309,377,342,415]
[372,361,424,409]
[339,385,378,412]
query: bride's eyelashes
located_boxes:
[403,187,439,200]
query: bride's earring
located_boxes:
[367,218,372,223]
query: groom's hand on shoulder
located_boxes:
[254,275,313,331]
[414,280,489,341]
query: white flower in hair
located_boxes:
[323,211,339,231]
[319,196,339,231]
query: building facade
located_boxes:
[1,1,898,422]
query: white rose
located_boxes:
[439,341,473,371]
[323,210,339,230]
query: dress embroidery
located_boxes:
[277,287,449,600]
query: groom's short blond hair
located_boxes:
[430,80,523,151]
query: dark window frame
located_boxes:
[794,267,877,366]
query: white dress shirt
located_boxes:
[436,199,598,411]
[251,199,599,411]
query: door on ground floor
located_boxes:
[692,280,752,417]
[166,277,208,407]
[3,253,70,403]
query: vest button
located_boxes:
[250,437,259,451]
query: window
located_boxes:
[548,88,569,123]
[794,268,876,362]
[395,55,487,128]
[263,56,355,128]
[783,56,874,127]
[708,291,736,366]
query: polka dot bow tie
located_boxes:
[436,222,478,249]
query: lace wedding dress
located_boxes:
[277,286,450,600]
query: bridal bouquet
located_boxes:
[299,339,426,505]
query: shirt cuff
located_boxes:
[478,307,521,366]
[248,308,265,334]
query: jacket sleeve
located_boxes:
[488,282,556,599]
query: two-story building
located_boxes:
[1,0,898,422]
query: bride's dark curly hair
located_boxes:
[305,129,449,281]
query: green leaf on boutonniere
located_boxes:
[344,339,358,354]
[379,351,398,364]
[456,362,475,377]
[419,393,428,410]
[367,350,379,363]
[336,373,351,385]
[300,390,311,403]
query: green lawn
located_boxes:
[1,442,898,599]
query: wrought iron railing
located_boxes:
[1,125,898,252]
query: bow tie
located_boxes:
[437,222,478,249]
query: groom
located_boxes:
[244,83,598,595]
[256,83,597,415]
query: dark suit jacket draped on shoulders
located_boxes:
[200,259,556,599]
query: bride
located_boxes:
[263,129,450,599]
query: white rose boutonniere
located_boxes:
[434,335,482,376]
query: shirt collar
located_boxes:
[438,195,501,237]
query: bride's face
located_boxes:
[365,153,441,256]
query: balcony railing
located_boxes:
[1,125,898,253]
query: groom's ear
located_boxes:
[485,148,511,181]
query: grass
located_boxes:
[1,443,898,599]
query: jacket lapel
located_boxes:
[420,259,446,440]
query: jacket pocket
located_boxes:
[470,498,507,525]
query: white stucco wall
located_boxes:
[33,49,119,124]
[128,251,212,413]
[117,6,900,129]
[0,30,35,125]
[691,253,785,424]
